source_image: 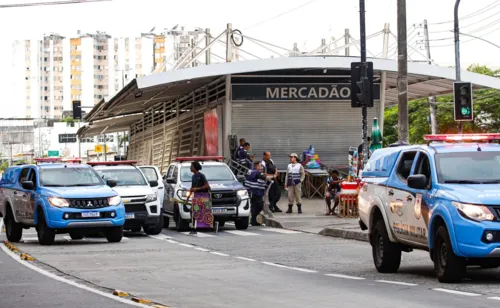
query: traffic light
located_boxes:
[453,82,473,121]
[72,100,82,120]
[351,62,374,108]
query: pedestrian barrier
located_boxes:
[339,193,359,218]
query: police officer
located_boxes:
[261,151,282,213]
[285,153,305,214]
[245,160,276,226]
[233,138,246,160]
[237,142,252,171]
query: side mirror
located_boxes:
[21,181,34,190]
[106,179,117,188]
[166,178,176,184]
[407,174,428,190]
[149,180,159,187]
[237,175,245,183]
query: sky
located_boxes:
[0,0,499,117]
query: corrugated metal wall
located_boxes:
[231,101,378,169]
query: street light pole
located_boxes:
[359,0,369,165]
[454,0,462,133]
[397,0,409,143]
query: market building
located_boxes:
[78,55,500,173]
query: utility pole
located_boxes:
[423,19,438,134]
[359,0,369,165]
[454,0,463,134]
[397,0,409,143]
[345,29,350,56]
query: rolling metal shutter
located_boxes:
[231,101,379,169]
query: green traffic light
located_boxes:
[461,107,471,116]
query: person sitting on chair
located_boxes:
[325,170,344,216]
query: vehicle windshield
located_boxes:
[140,167,158,182]
[180,165,235,182]
[40,167,105,187]
[96,168,148,186]
[435,151,500,183]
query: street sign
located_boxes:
[94,145,108,153]
[453,82,473,121]
[350,62,374,108]
[48,150,59,157]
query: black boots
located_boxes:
[286,204,293,213]
[297,204,302,214]
[274,206,283,213]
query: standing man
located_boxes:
[237,142,252,170]
[233,138,246,160]
[245,161,276,226]
[261,151,282,213]
[285,153,305,214]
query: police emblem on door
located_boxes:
[414,193,422,219]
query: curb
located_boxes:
[318,227,369,242]
[258,214,283,229]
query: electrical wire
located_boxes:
[0,0,110,8]
[429,23,500,47]
[429,0,500,25]
[425,15,500,43]
[242,0,319,31]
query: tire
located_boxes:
[372,219,401,273]
[433,225,466,283]
[105,226,123,243]
[36,210,56,246]
[174,205,189,232]
[69,232,84,240]
[234,217,249,230]
[144,215,163,235]
[5,207,23,243]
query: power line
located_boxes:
[0,0,111,8]
[242,0,319,31]
[425,16,500,43]
[429,0,500,25]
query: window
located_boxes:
[27,168,37,188]
[413,152,432,188]
[58,133,77,143]
[435,151,500,183]
[18,168,30,183]
[96,168,147,186]
[172,166,178,181]
[396,151,417,181]
[180,165,234,182]
[40,167,104,187]
[141,167,158,182]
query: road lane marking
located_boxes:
[148,234,172,240]
[179,243,194,248]
[224,230,259,236]
[181,232,215,238]
[0,218,4,234]
[261,262,317,273]
[261,228,302,234]
[0,244,151,307]
[22,237,39,243]
[166,239,178,244]
[235,256,257,262]
[376,280,418,286]
[195,247,210,252]
[325,274,366,280]
[210,251,229,257]
[432,288,481,297]
[488,297,500,301]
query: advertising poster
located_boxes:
[204,109,219,156]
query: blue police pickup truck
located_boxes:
[358,134,500,282]
[0,158,125,245]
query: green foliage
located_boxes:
[62,117,75,127]
[383,64,500,145]
[0,161,9,172]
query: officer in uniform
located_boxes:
[245,160,276,226]
[285,153,305,214]
[261,151,282,213]
[237,142,252,171]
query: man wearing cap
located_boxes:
[285,153,305,214]
[245,160,276,226]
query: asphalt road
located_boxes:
[1,223,500,308]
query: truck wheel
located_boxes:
[37,210,55,246]
[144,215,163,235]
[234,218,249,230]
[69,232,84,240]
[5,207,23,243]
[433,225,466,283]
[372,219,401,273]
[105,226,123,243]
[174,206,189,232]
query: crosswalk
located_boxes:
[177,227,303,238]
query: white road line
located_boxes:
[210,251,229,257]
[195,247,210,252]
[432,288,481,297]
[261,262,317,273]
[63,236,72,241]
[225,222,235,225]
[0,244,150,307]
[179,243,194,248]
[224,230,259,236]
[166,239,178,244]
[488,297,500,301]
[0,218,4,234]
[22,237,39,243]
[148,234,172,240]
[376,280,418,287]
[235,256,257,262]
[261,228,302,234]
[325,273,366,280]
[122,237,129,240]
[181,232,215,238]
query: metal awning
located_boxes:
[77,113,143,137]
[81,56,500,136]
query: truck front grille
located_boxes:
[125,204,146,213]
[211,191,238,207]
[68,198,109,209]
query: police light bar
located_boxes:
[424,133,500,141]
[34,158,82,164]
[87,160,137,166]
[175,156,224,162]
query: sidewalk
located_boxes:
[257,197,369,242]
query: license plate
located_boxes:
[212,208,227,214]
[126,213,135,219]
[81,211,100,218]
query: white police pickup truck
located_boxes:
[88,160,163,235]
[358,134,500,282]
[162,156,250,231]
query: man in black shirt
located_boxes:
[261,151,282,213]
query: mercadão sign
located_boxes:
[231,83,381,102]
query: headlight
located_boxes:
[237,189,249,199]
[146,193,157,203]
[452,201,494,221]
[108,195,121,206]
[48,197,70,208]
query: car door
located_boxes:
[24,168,37,224]
[163,165,175,213]
[15,167,31,223]
[386,150,418,243]
[139,166,165,208]
[404,151,433,246]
